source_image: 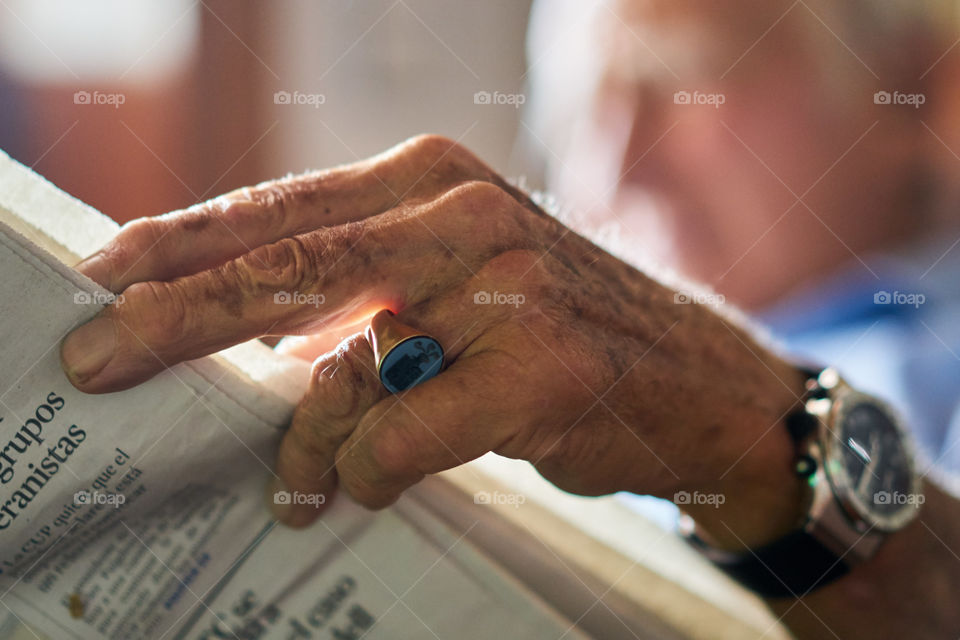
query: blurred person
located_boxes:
[58,1,960,638]
[525,0,960,635]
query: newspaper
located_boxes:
[0,152,587,639]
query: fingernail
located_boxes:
[266,476,293,522]
[74,253,111,289]
[61,315,116,384]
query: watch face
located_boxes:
[824,393,920,531]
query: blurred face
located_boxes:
[536,0,923,308]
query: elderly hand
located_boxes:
[61,135,806,545]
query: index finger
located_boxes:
[78,134,493,293]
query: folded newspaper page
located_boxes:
[0,151,588,639]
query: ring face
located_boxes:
[378,336,444,393]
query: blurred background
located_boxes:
[0,0,534,225]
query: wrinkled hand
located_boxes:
[61,135,805,542]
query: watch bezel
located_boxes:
[821,388,921,533]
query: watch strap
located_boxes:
[685,527,850,598]
[684,366,852,598]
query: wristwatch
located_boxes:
[682,367,923,598]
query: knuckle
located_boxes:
[121,215,166,244]
[230,236,317,296]
[224,176,319,237]
[217,189,286,239]
[121,281,191,346]
[422,181,520,235]
[110,216,169,269]
[244,183,292,224]
[398,134,490,183]
[445,180,514,212]
[306,336,378,420]
[403,133,463,162]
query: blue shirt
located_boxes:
[761,244,960,474]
